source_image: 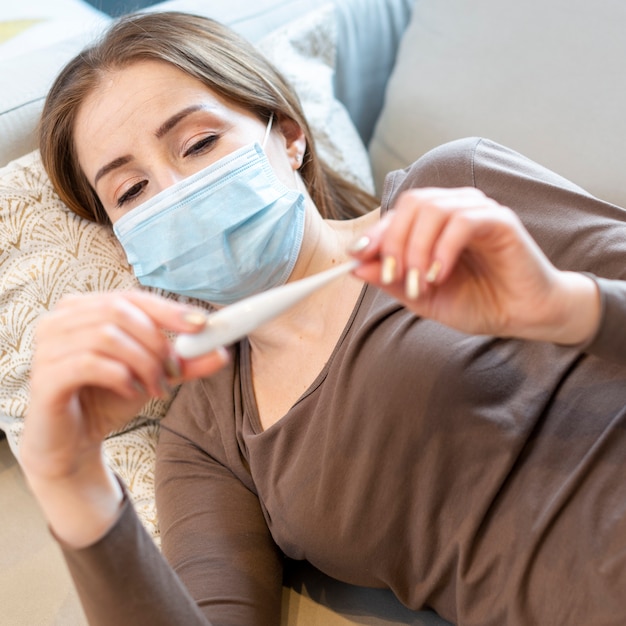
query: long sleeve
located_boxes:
[57,426,285,626]
[155,423,285,626]
[384,137,626,367]
[584,277,626,365]
[57,350,283,626]
[58,487,214,626]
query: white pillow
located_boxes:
[369,0,626,206]
[143,0,316,41]
[0,0,107,61]
[0,28,110,167]
[257,4,373,192]
[0,4,373,540]
[0,0,322,169]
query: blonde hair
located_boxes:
[39,11,378,224]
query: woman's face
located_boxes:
[74,59,303,223]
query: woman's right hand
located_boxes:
[20,290,229,547]
[351,187,601,346]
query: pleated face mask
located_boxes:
[113,115,306,305]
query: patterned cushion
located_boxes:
[0,4,373,541]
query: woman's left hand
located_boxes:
[350,187,600,345]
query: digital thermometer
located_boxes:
[175,260,359,359]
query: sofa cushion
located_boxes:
[0,0,106,60]
[0,1,109,167]
[369,0,626,207]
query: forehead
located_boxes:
[78,58,219,125]
[73,60,225,176]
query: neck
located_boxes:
[247,207,380,353]
[291,207,380,279]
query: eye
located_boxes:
[116,180,148,207]
[183,134,217,158]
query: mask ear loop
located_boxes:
[262,113,301,190]
[262,113,274,149]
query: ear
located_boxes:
[277,115,307,170]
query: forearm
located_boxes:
[59,486,212,626]
[23,450,124,548]
[541,272,626,365]
[537,271,601,346]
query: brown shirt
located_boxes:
[61,138,626,626]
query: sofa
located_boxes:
[1,0,625,624]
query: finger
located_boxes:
[122,290,210,332]
[350,188,481,292]
[28,354,148,461]
[177,346,231,381]
[377,204,419,286]
[37,305,172,398]
[50,291,209,383]
[57,290,209,335]
[41,323,173,399]
[395,189,455,299]
[428,204,515,285]
[348,209,393,263]
[31,349,146,408]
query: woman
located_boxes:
[22,10,626,626]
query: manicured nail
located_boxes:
[159,377,175,397]
[182,310,208,326]
[131,379,147,396]
[348,235,371,254]
[381,255,397,285]
[405,268,420,300]
[215,346,231,364]
[426,259,442,283]
[164,355,182,379]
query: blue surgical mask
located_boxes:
[113,119,306,305]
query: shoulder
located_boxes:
[380,137,482,212]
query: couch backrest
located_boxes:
[369,0,626,206]
[0,0,413,167]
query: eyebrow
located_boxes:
[93,104,208,188]
[94,155,132,187]
[155,104,206,139]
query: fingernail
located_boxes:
[348,235,371,254]
[159,377,175,397]
[381,256,397,285]
[215,346,230,364]
[131,379,147,396]
[164,355,182,379]
[426,259,442,283]
[182,310,208,326]
[405,268,420,300]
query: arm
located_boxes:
[54,436,284,626]
[58,482,214,626]
[19,290,229,623]
[21,290,227,547]
[156,425,284,625]
[351,186,603,347]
